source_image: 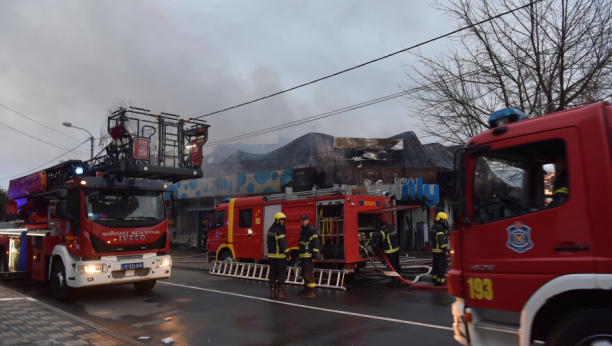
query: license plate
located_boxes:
[121,262,143,270]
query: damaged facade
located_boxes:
[167,131,455,253]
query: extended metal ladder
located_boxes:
[209,261,346,290]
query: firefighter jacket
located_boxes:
[550,171,569,207]
[298,223,321,259]
[369,221,399,254]
[267,223,290,259]
[431,221,448,253]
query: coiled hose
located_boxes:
[372,247,448,291]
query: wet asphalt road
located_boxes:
[1,268,457,346]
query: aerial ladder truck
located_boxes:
[0,106,210,301]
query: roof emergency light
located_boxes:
[489,107,528,128]
[75,167,84,175]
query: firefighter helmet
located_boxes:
[274,212,287,223]
[436,212,448,221]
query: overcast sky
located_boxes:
[0,0,455,187]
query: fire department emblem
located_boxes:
[506,221,533,253]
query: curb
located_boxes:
[0,284,147,346]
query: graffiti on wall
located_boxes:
[166,169,293,199]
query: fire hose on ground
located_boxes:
[361,245,447,290]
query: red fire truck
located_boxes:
[0,106,209,301]
[207,188,406,270]
[449,102,612,345]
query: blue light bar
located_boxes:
[75,167,84,175]
[489,107,528,128]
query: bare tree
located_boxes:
[404,0,612,145]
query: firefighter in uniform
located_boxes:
[298,214,321,298]
[267,212,291,300]
[431,212,449,286]
[362,220,401,280]
[549,154,569,208]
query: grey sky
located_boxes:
[0,0,454,186]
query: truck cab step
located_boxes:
[473,320,520,334]
[0,271,30,280]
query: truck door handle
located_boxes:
[554,245,589,251]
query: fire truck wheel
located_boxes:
[133,280,157,292]
[218,251,234,263]
[546,308,612,346]
[0,247,6,271]
[51,262,73,302]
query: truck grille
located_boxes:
[111,268,150,279]
[117,255,144,261]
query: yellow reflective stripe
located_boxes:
[312,248,319,252]
[299,254,312,258]
[554,187,569,195]
[215,243,235,261]
[284,248,290,253]
[309,235,318,240]
[385,232,395,252]
[268,254,287,258]
[276,234,286,239]
[432,231,445,251]
[228,199,236,243]
[432,249,444,253]
[307,283,316,287]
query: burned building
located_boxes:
[167,131,455,253]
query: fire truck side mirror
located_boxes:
[56,189,68,199]
[56,200,67,220]
[56,189,68,220]
[451,197,470,227]
[170,192,178,201]
[172,201,179,217]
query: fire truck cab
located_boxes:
[207,188,401,270]
[450,102,612,345]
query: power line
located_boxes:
[203,91,410,148]
[0,139,89,181]
[0,102,82,142]
[196,0,545,119]
[0,120,91,157]
[203,45,560,148]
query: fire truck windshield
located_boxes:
[84,190,165,227]
[472,138,566,224]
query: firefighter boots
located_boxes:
[300,286,315,298]
[270,284,276,300]
[277,285,288,300]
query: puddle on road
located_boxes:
[77,296,175,320]
[132,317,171,328]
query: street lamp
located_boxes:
[63,122,94,159]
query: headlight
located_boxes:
[78,264,107,274]
[156,258,171,268]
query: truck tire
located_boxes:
[546,308,612,346]
[218,251,234,263]
[133,280,157,292]
[0,247,6,272]
[50,261,73,302]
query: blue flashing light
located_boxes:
[75,167,84,175]
[489,107,528,128]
